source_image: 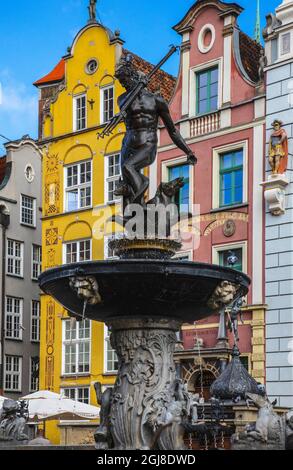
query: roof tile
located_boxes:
[33,59,65,87]
[122,49,177,102]
[239,31,263,83]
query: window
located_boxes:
[73,94,87,131]
[218,248,243,272]
[104,235,119,260]
[30,357,39,392]
[101,86,114,124]
[168,164,190,211]
[21,195,36,226]
[86,59,98,75]
[104,326,118,373]
[31,300,40,342]
[213,242,247,274]
[32,245,42,280]
[105,153,121,203]
[65,161,92,212]
[281,32,291,55]
[196,67,218,115]
[62,319,91,375]
[4,356,22,392]
[219,149,243,207]
[7,239,24,277]
[64,239,91,264]
[62,387,90,404]
[25,164,35,182]
[5,297,23,340]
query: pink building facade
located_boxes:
[153,0,267,394]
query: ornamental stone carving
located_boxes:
[261,173,289,216]
[207,281,237,310]
[92,318,199,450]
[69,276,102,305]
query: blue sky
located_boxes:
[0,0,280,152]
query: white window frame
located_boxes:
[61,386,90,404]
[29,357,39,392]
[161,155,194,209]
[6,239,24,277]
[104,153,121,204]
[32,244,42,280]
[73,93,87,132]
[189,58,223,119]
[31,300,40,342]
[104,325,118,373]
[100,85,114,124]
[20,194,36,227]
[212,141,248,210]
[104,235,120,260]
[5,296,23,340]
[62,319,91,376]
[63,239,92,264]
[4,355,22,392]
[279,31,292,58]
[64,160,92,212]
[212,241,248,274]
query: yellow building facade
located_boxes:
[35,22,126,443]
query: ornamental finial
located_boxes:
[88,0,97,23]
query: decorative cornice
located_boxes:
[222,25,234,37]
[181,40,191,52]
[173,0,243,34]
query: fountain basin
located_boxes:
[39,260,250,323]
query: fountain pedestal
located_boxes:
[107,317,184,450]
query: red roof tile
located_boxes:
[122,49,177,102]
[34,59,65,87]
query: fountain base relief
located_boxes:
[102,317,184,450]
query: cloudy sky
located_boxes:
[0,0,280,152]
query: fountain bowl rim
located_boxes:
[39,259,250,291]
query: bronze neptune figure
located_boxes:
[98,48,196,207]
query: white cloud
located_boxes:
[0,70,38,141]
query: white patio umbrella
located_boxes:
[21,391,100,421]
[22,391,60,400]
[27,398,100,420]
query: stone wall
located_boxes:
[265,62,293,407]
